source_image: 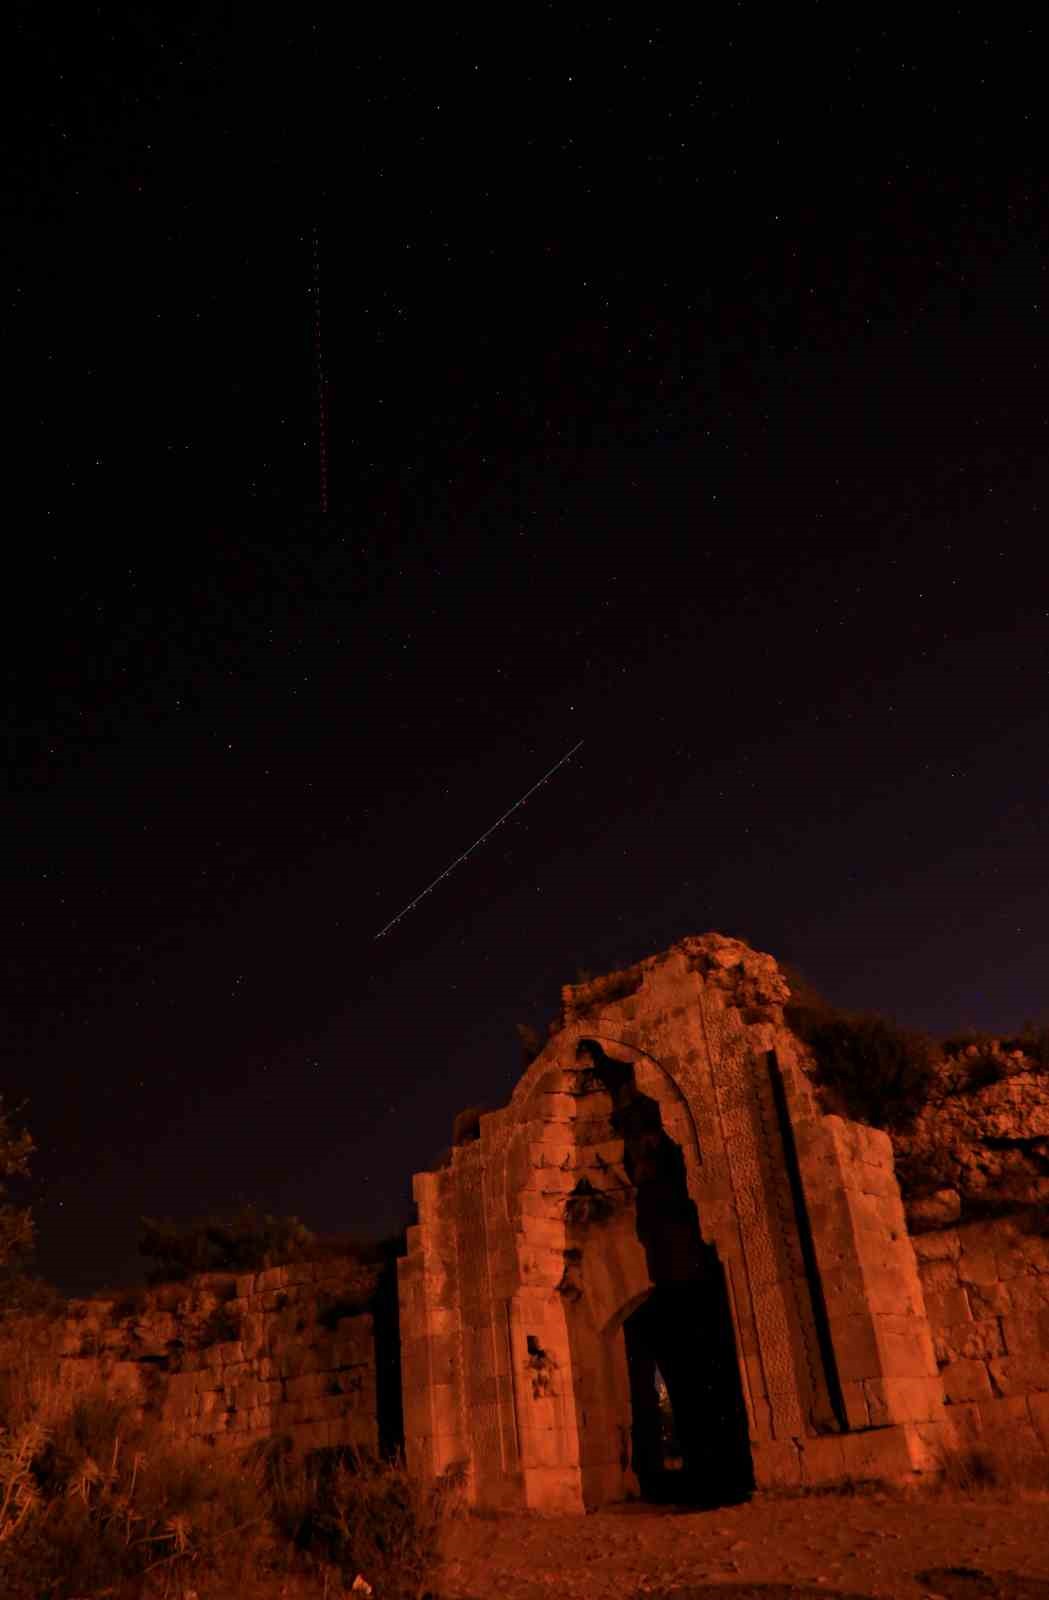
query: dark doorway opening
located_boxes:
[624,1277,753,1505]
[576,1040,754,1507]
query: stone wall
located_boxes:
[0,1256,384,1457]
[914,1213,1049,1464]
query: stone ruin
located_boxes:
[5,933,1048,1510]
[398,933,1049,1510]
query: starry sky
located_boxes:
[5,12,1048,1293]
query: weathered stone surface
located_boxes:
[907,1189,962,1229]
[0,1257,381,1461]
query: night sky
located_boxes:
[5,13,1048,1294]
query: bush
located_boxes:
[0,1388,460,1598]
[788,1005,939,1129]
[266,1443,465,1596]
[0,1391,266,1599]
[0,1101,45,1316]
[140,1204,317,1283]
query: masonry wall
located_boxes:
[914,1214,1049,1463]
[0,1257,382,1457]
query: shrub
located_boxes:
[0,1384,461,1598]
[788,1005,939,1129]
[0,1391,266,1599]
[0,1102,41,1316]
[140,1204,317,1283]
[267,1444,465,1596]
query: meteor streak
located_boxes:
[373,740,584,939]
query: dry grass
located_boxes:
[926,1441,1049,1502]
[0,1356,461,1598]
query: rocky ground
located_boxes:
[437,1489,1049,1600]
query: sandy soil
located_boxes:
[437,1491,1049,1600]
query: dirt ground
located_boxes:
[437,1489,1049,1600]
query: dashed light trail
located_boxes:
[373,740,584,940]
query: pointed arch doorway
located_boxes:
[622,1266,753,1505]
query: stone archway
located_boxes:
[398,935,950,1512]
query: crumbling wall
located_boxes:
[914,1214,1049,1464]
[0,1257,381,1457]
[894,1063,1049,1223]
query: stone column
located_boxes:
[398,1169,468,1485]
[793,1112,951,1481]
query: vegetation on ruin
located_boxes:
[0,1372,462,1598]
[139,1205,319,1284]
[0,1100,57,1319]
[785,964,1049,1135]
[786,996,940,1131]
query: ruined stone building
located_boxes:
[398,934,1049,1511]
[4,934,1048,1510]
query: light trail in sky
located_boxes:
[373,740,584,940]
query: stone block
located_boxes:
[1004,1276,1049,1313]
[519,1424,579,1470]
[840,1379,870,1429]
[968,1280,1012,1317]
[944,1400,984,1442]
[254,1266,289,1293]
[995,1248,1032,1283]
[847,1188,893,1233]
[864,1375,944,1425]
[519,1216,568,1251]
[1001,1310,1049,1358]
[853,1163,899,1199]
[988,1355,1049,1396]
[1028,1391,1049,1451]
[859,1124,894,1168]
[429,1381,462,1440]
[285,1371,330,1401]
[818,1262,868,1315]
[1019,1233,1049,1271]
[829,1314,881,1381]
[977,1393,1034,1434]
[839,1425,915,1482]
[941,1359,993,1403]
[864,1264,925,1317]
[904,1418,956,1472]
[751,1437,802,1488]
[957,1251,999,1287]
[919,1258,961,1293]
[799,1434,846,1484]
[534,1093,578,1122]
[523,1464,584,1514]
[934,1319,1005,1366]
[924,1287,973,1328]
[877,1319,938,1379]
[528,1140,573,1172]
[913,1229,961,1263]
[519,1190,565,1221]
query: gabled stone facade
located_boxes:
[398,934,952,1511]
